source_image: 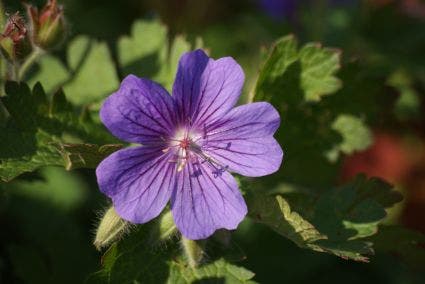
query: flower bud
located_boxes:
[0,13,32,62]
[94,206,129,251]
[27,0,66,50]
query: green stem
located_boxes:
[181,236,204,268]
[11,63,19,82]
[0,0,5,31]
[0,59,6,94]
[0,96,9,126]
[157,210,177,240]
[18,47,44,81]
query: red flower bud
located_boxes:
[27,0,66,50]
[0,12,32,62]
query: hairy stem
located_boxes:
[11,63,19,82]
[0,0,5,30]
[18,47,44,81]
[181,236,204,268]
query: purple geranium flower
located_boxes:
[259,0,296,20]
[96,50,283,240]
[259,0,358,21]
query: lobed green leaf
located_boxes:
[247,175,403,262]
[254,35,341,103]
[117,19,194,92]
[252,35,374,188]
[56,143,122,171]
[0,82,118,181]
[29,36,119,105]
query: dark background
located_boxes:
[1,0,425,283]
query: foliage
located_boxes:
[254,35,342,102]
[0,82,117,181]
[28,19,194,103]
[253,35,373,187]
[247,175,402,262]
[87,223,256,284]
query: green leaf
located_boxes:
[251,36,373,188]
[247,175,403,262]
[0,82,61,181]
[388,69,421,121]
[30,19,194,104]
[155,35,191,91]
[64,36,120,105]
[254,35,341,103]
[248,194,325,246]
[86,225,255,284]
[55,143,122,170]
[168,258,256,284]
[29,36,119,105]
[27,55,69,95]
[311,176,402,240]
[117,19,194,92]
[0,82,117,181]
[298,43,342,101]
[326,114,373,162]
[118,20,167,79]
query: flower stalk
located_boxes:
[18,46,44,80]
[181,236,204,268]
[156,210,177,240]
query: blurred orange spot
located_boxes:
[341,132,411,184]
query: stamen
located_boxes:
[166,127,230,175]
[212,165,229,178]
[193,148,230,177]
[177,161,186,172]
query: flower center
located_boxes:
[171,128,199,149]
[179,137,190,149]
[167,128,201,172]
[166,128,228,176]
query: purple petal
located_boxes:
[203,102,283,177]
[96,146,175,223]
[100,75,176,144]
[172,49,244,126]
[170,161,247,240]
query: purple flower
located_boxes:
[96,50,283,240]
[259,0,358,21]
[259,0,296,20]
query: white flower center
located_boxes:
[165,128,228,176]
[169,128,202,172]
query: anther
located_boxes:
[162,147,170,153]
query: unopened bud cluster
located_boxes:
[0,0,66,63]
[27,0,66,50]
[0,13,31,62]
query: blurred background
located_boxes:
[1,0,425,283]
